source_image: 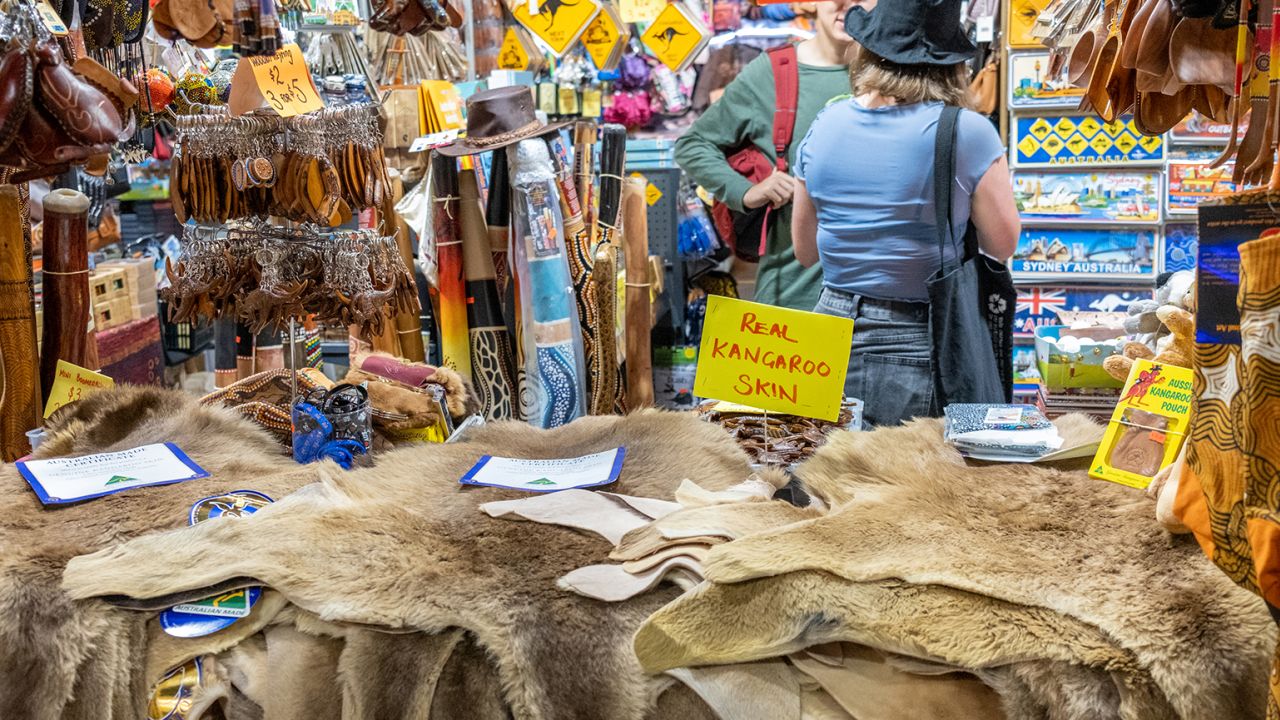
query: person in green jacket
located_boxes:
[674,0,866,311]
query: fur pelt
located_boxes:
[60,399,755,720]
[0,387,320,720]
[636,417,1275,719]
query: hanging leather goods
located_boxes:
[38,188,94,405]
[0,184,41,460]
[622,177,653,410]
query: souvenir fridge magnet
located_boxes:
[1013,170,1162,225]
[1009,52,1085,109]
[640,2,710,73]
[497,25,544,73]
[1008,0,1050,49]
[1014,287,1151,338]
[1166,160,1239,215]
[1163,224,1198,273]
[509,0,601,56]
[1011,226,1158,279]
[581,1,628,71]
[1090,359,1193,489]
[1170,109,1244,146]
[1013,114,1165,167]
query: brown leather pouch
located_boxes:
[33,40,124,146]
[73,56,139,115]
[0,48,33,156]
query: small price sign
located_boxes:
[44,360,113,418]
[246,44,323,117]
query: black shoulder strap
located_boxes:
[933,105,960,270]
[934,106,982,267]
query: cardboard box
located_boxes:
[1034,325,1125,391]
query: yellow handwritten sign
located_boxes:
[694,296,853,421]
[44,360,114,418]
[247,44,323,117]
[641,2,709,72]
[511,0,601,56]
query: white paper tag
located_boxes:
[460,448,626,492]
[984,406,1024,425]
[976,16,995,43]
[17,442,209,504]
[409,129,461,153]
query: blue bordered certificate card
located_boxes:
[460,447,626,492]
[17,442,210,504]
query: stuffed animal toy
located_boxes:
[1103,305,1195,382]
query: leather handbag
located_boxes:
[925,106,1015,407]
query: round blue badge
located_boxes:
[161,491,273,638]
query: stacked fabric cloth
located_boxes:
[943,403,1064,461]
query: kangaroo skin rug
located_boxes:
[0,387,318,720]
[636,417,1275,719]
[48,387,755,719]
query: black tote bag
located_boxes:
[925,106,1016,406]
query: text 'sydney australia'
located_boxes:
[694,296,853,422]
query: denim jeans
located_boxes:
[814,287,935,427]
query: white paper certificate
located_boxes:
[17,442,210,504]
[460,447,626,492]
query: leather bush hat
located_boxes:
[436,85,571,157]
[844,0,976,66]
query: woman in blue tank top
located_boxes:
[790,0,1021,427]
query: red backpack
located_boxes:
[710,43,799,263]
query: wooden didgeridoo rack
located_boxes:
[39,189,94,408]
[0,185,42,460]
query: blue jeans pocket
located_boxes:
[859,354,934,427]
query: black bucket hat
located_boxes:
[844,0,976,66]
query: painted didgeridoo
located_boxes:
[622,177,654,409]
[461,168,517,420]
[595,124,629,414]
[509,137,586,428]
[546,132,601,409]
[431,152,473,379]
[0,185,42,460]
[39,189,94,404]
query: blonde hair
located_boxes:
[851,49,973,108]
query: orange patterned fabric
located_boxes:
[1178,233,1280,716]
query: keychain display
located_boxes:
[292,384,373,468]
[163,222,418,335]
[170,104,390,226]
